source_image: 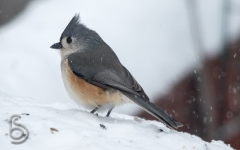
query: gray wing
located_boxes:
[68,46,182,129]
[68,46,149,100]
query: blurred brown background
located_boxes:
[139,1,240,149]
[139,37,240,149]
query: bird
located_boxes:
[50,14,183,129]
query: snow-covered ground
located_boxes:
[0,93,233,150]
[1,0,240,115]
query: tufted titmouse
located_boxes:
[50,14,182,129]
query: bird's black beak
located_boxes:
[50,42,62,49]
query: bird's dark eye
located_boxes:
[67,37,72,44]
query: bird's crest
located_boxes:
[61,14,87,39]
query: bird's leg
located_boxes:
[90,105,101,114]
[106,106,115,117]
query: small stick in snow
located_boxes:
[21,113,30,115]
[50,127,59,134]
[100,124,106,130]
[159,129,164,132]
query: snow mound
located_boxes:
[0,93,233,150]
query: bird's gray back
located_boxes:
[68,43,149,100]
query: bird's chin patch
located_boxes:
[60,48,74,60]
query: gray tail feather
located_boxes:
[122,92,183,129]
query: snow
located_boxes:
[1,0,240,115]
[0,93,233,150]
